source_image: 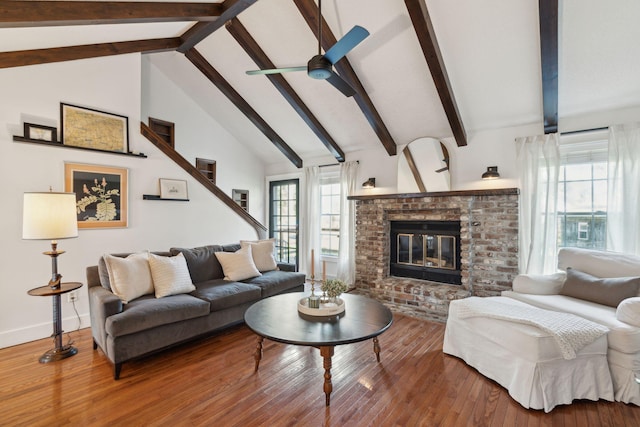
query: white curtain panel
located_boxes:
[301,166,321,278]
[516,133,561,274]
[607,122,640,255]
[336,161,359,285]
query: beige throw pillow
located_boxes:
[240,238,278,272]
[103,252,154,304]
[215,246,261,281]
[148,252,195,298]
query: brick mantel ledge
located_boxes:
[348,187,519,201]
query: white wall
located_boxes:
[141,57,266,223]
[0,54,264,348]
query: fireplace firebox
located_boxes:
[390,221,461,285]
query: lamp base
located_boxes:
[38,344,78,363]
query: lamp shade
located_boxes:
[23,192,78,240]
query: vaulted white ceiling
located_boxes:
[1,0,638,166]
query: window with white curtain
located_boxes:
[557,137,608,250]
[320,172,340,257]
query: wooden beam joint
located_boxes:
[405,0,468,147]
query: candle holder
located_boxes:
[308,274,321,309]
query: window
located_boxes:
[557,139,607,250]
[320,174,340,257]
[269,179,299,267]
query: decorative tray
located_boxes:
[297,297,345,316]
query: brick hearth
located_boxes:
[349,188,520,322]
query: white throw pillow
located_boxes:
[240,238,278,272]
[103,252,154,304]
[616,297,640,327]
[215,246,262,281]
[148,252,195,298]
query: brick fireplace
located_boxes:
[349,188,519,322]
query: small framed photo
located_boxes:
[24,123,57,142]
[159,178,189,200]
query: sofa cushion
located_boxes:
[170,245,224,283]
[105,294,210,337]
[149,253,196,298]
[560,268,640,307]
[502,290,640,354]
[244,270,306,297]
[558,247,640,279]
[512,272,566,295]
[190,279,261,312]
[222,243,241,252]
[215,246,261,281]
[240,239,278,272]
[617,297,640,327]
[103,252,154,303]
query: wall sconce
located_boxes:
[481,166,500,180]
[362,178,376,189]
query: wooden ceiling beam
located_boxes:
[293,0,397,156]
[405,0,468,147]
[539,0,559,134]
[178,0,257,53]
[184,48,303,168]
[226,18,345,163]
[0,2,222,28]
[0,38,181,69]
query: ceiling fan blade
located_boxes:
[323,25,370,65]
[326,72,356,97]
[246,66,306,76]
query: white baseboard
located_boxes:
[0,313,90,349]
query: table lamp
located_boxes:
[23,191,78,289]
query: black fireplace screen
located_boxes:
[397,234,456,269]
[390,221,461,284]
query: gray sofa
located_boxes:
[87,243,305,379]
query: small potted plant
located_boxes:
[321,278,348,303]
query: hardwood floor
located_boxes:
[2,314,639,426]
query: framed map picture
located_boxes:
[64,162,128,229]
[60,103,129,153]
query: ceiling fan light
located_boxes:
[307,55,332,80]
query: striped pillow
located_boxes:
[148,252,195,298]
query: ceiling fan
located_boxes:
[245,0,369,97]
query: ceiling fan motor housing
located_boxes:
[307,55,333,80]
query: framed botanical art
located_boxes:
[60,103,129,153]
[64,163,128,229]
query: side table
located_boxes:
[27,282,83,363]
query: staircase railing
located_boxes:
[140,122,267,239]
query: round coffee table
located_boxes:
[244,292,393,406]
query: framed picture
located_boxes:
[159,178,189,200]
[60,103,129,153]
[24,123,57,142]
[64,163,128,229]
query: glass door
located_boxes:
[269,179,299,269]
